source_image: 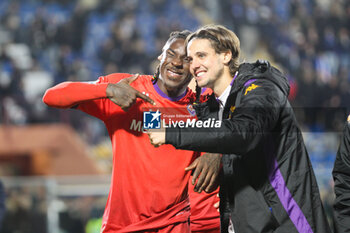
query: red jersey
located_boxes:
[78,74,198,232]
[189,183,220,232]
[43,73,220,232]
[154,85,220,232]
[189,84,220,233]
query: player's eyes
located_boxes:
[183,57,191,63]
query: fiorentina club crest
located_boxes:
[187,104,196,116]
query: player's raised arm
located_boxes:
[43,74,154,110]
[42,80,109,108]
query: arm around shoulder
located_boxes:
[166,80,285,155]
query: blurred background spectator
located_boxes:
[0,0,349,232]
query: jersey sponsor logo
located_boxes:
[143,110,161,129]
[244,83,260,95]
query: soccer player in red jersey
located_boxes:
[43,31,219,233]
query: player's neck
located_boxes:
[213,70,233,97]
[156,79,188,98]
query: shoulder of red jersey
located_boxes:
[196,88,213,103]
[201,87,213,96]
[176,87,196,104]
[93,73,153,84]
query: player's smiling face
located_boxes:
[158,38,192,92]
[187,38,225,89]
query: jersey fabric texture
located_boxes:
[79,73,195,232]
[195,89,222,233]
[43,73,220,232]
[189,84,220,233]
[166,61,331,233]
[332,119,350,233]
[188,182,220,233]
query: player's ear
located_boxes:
[223,50,232,65]
[158,54,163,61]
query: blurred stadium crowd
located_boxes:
[0,0,349,232]
[1,0,349,130]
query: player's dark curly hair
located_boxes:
[152,30,192,84]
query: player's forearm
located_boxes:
[165,120,259,155]
[42,81,109,108]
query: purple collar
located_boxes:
[216,71,238,104]
[230,71,238,86]
[153,82,187,102]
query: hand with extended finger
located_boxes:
[106,74,155,111]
